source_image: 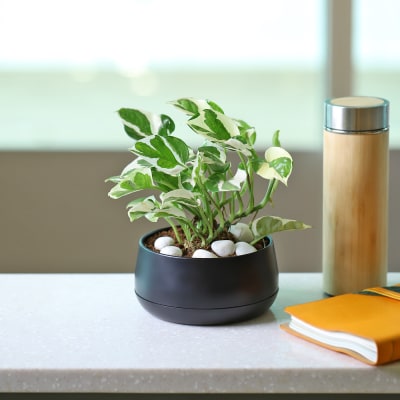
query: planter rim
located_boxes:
[139,227,273,259]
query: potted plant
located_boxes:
[107,97,309,325]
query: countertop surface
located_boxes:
[1,272,400,394]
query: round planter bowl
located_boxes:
[134,228,279,325]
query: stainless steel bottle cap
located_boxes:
[324,96,389,132]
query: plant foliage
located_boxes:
[107,98,310,248]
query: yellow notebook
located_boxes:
[281,285,400,365]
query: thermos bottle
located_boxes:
[323,96,389,295]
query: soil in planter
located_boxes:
[144,226,265,258]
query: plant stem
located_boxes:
[166,218,182,244]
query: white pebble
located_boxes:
[235,241,257,256]
[229,223,254,243]
[154,236,175,250]
[192,249,218,258]
[160,245,183,257]
[211,240,235,257]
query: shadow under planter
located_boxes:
[134,228,279,325]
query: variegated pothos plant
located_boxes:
[107,98,309,250]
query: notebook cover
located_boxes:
[282,291,400,365]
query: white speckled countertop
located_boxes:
[1,272,400,394]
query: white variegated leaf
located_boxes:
[108,166,154,199]
[188,110,241,141]
[160,189,199,206]
[256,147,293,185]
[127,196,158,221]
[198,142,227,164]
[225,138,252,156]
[127,197,156,213]
[169,98,212,116]
[120,110,163,138]
[121,158,151,175]
[130,135,188,175]
[189,153,202,186]
[218,168,247,191]
[265,147,292,163]
[252,215,311,238]
[170,97,224,116]
[122,166,153,181]
[147,206,187,222]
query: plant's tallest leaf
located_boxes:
[188,109,240,141]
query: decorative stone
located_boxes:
[192,249,218,258]
[154,236,175,250]
[235,241,257,256]
[211,240,235,257]
[160,246,183,257]
[229,223,254,243]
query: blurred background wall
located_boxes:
[1,0,399,272]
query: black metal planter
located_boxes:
[134,228,279,325]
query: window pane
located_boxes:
[353,0,400,147]
[0,0,324,150]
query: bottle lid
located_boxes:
[324,96,389,133]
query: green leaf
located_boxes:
[150,136,178,168]
[269,157,292,181]
[204,174,220,192]
[118,108,175,140]
[252,216,311,238]
[207,100,224,114]
[225,168,247,190]
[165,136,191,164]
[170,98,200,116]
[188,110,241,142]
[107,168,154,199]
[105,175,121,184]
[151,170,180,192]
[220,180,242,191]
[131,135,190,174]
[198,143,226,165]
[134,141,160,159]
[257,147,293,185]
[108,181,136,199]
[161,189,199,207]
[245,128,257,146]
[272,130,281,147]
[170,98,225,116]
[118,108,153,140]
[208,162,231,174]
[146,206,187,222]
[128,195,188,222]
[205,168,246,192]
[120,158,151,175]
[203,109,232,140]
[125,196,152,207]
[158,114,175,136]
[129,170,153,189]
[224,138,252,156]
[234,119,257,145]
[127,196,158,222]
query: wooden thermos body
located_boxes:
[323,97,389,295]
